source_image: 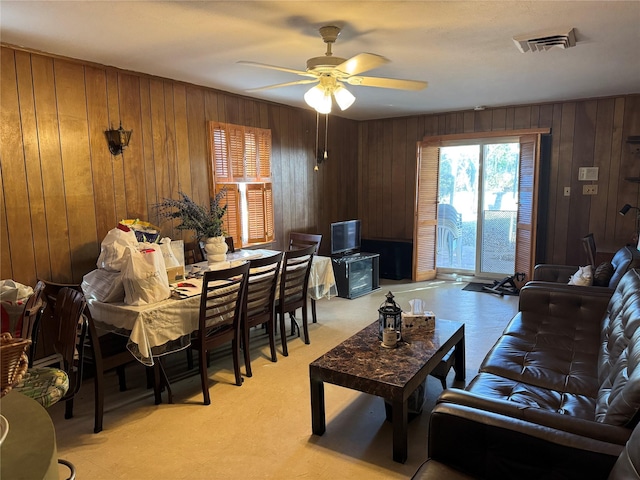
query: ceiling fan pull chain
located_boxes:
[314,111,320,171]
[324,114,329,161]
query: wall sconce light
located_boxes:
[104,123,132,155]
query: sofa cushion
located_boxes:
[594,262,615,287]
[466,372,598,419]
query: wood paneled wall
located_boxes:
[2,44,638,286]
[358,96,640,266]
[1,46,358,285]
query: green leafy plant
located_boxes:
[155,190,227,240]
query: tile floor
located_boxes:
[49,279,518,479]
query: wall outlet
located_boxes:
[564,187,571,196]
[583,184,598,195]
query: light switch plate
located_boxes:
[578,167,599,181]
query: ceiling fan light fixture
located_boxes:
[304,85,332,114]
[334,85,355,111]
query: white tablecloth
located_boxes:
[86,249,337,365]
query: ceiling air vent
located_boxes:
[513,27,576,53]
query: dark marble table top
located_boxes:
[309,319,464,401]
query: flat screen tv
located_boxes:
[331,220,361,256]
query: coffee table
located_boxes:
[309,319,465,463]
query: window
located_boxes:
[208,121,274,248]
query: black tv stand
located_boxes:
[331,252,380,299]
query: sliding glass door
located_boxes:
[437,141,520,278]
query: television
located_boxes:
[331,220,361,256]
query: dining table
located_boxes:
[86,248,337,367]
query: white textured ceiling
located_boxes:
[1,1,639,121]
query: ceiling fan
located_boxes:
[238,25,428,113]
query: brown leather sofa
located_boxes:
[416,268,640,479]
[532,245,640,290]
[412,405,640,479]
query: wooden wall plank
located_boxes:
[105,69,127,223]
[566,100,597,263]
[84,65,115,247]
[592,98,615,244]
[31,54,73,282]
[1,48,37,283]
[186,87,208,205]
[119,73,147,221]
[15,50,50,282]
[138,78,157,216]
[53,59,98,281]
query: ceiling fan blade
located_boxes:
[246,79,318,92]
[334,53,389,76]
[345,75,428,91]
[237,61,316,78]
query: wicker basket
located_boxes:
[1,333,30,397]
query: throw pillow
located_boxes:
[593,261,615,287]
[568,265,593,286]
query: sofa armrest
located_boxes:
[533,264,578,283]
[423,402,623,480]
[436,389,632,446]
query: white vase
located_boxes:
[204,236,228,264]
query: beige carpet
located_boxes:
[49,279,518,479]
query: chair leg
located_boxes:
[302,306,310,345]
[267,319,277,362]
[279,312,289,357]
[198,348,210,405]
[311,298,318,323]
[232,338,243,386]
[186,348,193,370]
[64,398,74,419]
[243,321,253,378]
[93,367,104,433]
[116,366,127,392]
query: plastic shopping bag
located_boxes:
[121,246,171,306]
[97,227,139,272]
[81,269,125,303]
[159,237,180,268]
[1,279,34,336]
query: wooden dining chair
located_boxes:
[15,287,88,413]
[288,232,322,324]
[184,241,205,264]
[582,233,596,266]
[83,308,137,433]
[191,262,250,405]
[225,236,235,253]
[18,280,47,367]
[243,252,283,377]
[276,244,315,356]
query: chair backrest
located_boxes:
[288,232,322,254]
[437,204,462,237]
[21,281,47,366]
[582,233,596,266]
[197,262,250,339]
[279,244,315,306]
[184,241,205,264]
[225,236,235,253]
[53,287,88,400]
[246,253,283,321]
